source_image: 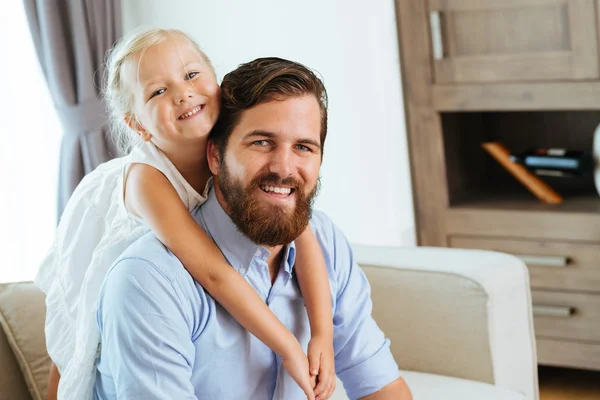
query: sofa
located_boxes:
[0,246,539,400]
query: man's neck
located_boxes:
[265,245,285,285]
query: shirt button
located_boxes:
[239,268,246,274]
[254,249,262,258]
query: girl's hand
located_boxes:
[308,335,336,400]
[281,343,316,400]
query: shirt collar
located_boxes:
[197,185,297,273]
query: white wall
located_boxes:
[122,0,416,247]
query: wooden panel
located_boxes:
[436,53,576,83]
[445,199,600,241]
[449,236,600,292]
[532,290,600,342]
[570,0,600,78]
[537,338,600,371]
[428,0,599,83]
[448,9,569,56]
[430,0,565,11]
[395,0,448,246]
[432,82,600,111]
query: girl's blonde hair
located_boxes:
[104,27,213,155]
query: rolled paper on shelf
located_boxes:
[481,142,563,204]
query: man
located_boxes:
[94,57,412,399]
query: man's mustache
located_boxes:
[250,172,303,191]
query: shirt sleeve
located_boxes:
[327,221,401,400]
[97,257,198,399]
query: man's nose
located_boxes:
[268,147,294,178]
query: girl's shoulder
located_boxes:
[126,142,209,212]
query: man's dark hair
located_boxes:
[209,57,328,157]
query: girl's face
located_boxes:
[124,35,220,150]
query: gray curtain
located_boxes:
[23,0,122,218]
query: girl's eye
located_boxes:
[150,88,165,99]
[186,71,199,80]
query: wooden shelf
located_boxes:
[446,193,600,241]
[451,192,600,213]
[398,0,600,372]
[433,82,600,112]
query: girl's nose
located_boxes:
[173,84,194,104]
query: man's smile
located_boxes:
[258,185,296,204]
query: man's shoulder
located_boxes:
[309,210,353,269]
[309,210,345,246]
[100,233,204,325]
[110,232,189,286]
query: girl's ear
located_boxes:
[124,114,152,142]
[207,140,220,176]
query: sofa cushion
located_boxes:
[331,370,526,400]
[0,317,31,400]
[0,282,50,400]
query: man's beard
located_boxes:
[217,160,320,246]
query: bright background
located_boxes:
[1,0,415,282]
[1,1,62,283]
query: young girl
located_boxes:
[38,27,335,400]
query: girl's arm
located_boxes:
[47,362,59,400]
[124,163,315,399]
[294,228,336,399]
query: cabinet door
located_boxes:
[428,0,599,83]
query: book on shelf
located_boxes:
[509,148,593,177]
[481,142,563,204]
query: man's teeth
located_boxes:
[261,185,292,195]
[179,106,202,119]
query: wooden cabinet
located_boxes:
[396,0,600,371]
[428,0,599,83]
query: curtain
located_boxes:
[22,0,122,218]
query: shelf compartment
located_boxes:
[442,111,600,208]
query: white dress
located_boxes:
[36,141,208,400]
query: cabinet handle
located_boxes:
[533,305,574,318]
[430,11,444,61]
[514,254,569,268]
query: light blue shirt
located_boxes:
[94,188,400,400]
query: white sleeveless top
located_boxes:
[35,141,208,400]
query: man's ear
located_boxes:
[124,114,152,142]
[207,140,220,176]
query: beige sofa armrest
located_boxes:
[353,245,538,400]
[0,312,32,400]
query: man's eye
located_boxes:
[185,71,199,80]
[252,140,270,146]
[150,88,165,99]
[296,144,311,152]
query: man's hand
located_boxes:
[281,343,316,400]
[360,377,412,400]
[308,335,336,400]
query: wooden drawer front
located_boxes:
[427,0,599,83]
[532,290,600,342]
[537,338,600,371]
[449,236,600,293]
